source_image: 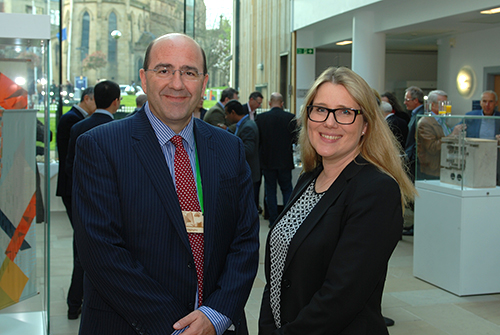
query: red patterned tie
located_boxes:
[171,135,204,306]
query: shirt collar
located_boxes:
[236,114,249,128]
[94,108,114,119]
[144,102,195,149]
[74,104,89,118]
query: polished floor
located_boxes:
[3,209,500,334]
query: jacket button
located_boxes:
[188,302,194,310]
[282,279,291,289]
[187,261,194,269]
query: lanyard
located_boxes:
[194,146,204,214]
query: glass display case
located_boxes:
[413,113,500,296]
[415,114,500,190]
[0,13,51,335]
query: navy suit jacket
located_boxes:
[463,110,500,138]
[259,157,402,335]
[405,104,424,163]
[256,107,297,171]
[65,112,114,188]
[72,109,259,334]
[236,116,260,183]
[386,114,409,153]
[56,106,85,197]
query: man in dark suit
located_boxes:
[381,100,408,153]
[225,99,260,211]
[63,80,120,319]
[403,85,424,181]
[72,33,259,335]
[203,87,239,129]
[55,86,95,319]
[66,80,120,184]
[256,92,297,227]
[242,91,263,121]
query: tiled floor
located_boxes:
[3,210,500,334]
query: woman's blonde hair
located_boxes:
[298,66,415,207]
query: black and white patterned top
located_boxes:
[269,179,325,328]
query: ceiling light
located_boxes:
[480,7,500,14]
[336,40,352,46]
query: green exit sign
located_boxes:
[297,48,314,54]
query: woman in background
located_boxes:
[259,67,415,335]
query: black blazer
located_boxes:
[386,114,409,153]
[256,107,297,171]
[56,106,85,197]
[65,112,114,186]
[259,156,402,335]
[236,116,260,183]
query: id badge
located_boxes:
[182,211,204,233]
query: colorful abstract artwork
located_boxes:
[0,110,37,310]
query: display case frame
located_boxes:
[0,13,51,335]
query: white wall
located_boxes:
[438,26,500,116]
[315,50,438,93]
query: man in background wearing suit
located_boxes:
[403,86,424,181]
[63,80,120,319]
[242,91,263,121]
[203,87,239,129]
[461,90,500,138]
[256,92,297,227]
[381,100,408,153]
[55,86,95,319]
[225,99,260,212]
[66,80,120,183]
[72,33,259,335]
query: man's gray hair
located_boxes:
[427,90,448,104]
[482,90,498,102]
[380,101,393,114]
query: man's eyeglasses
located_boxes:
[404,98,415,102]
[144,67,204,81]
[307,105,363,124]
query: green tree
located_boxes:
[82,51,107,78]
[199,15,231,87]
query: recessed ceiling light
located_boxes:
[480,7,500,14]
[336,40,352,46]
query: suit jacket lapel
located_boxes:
[283,157,367,273]
[130,110,191,251]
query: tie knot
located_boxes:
[171,135,183,148]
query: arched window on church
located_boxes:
[81,12,90,61]
[108,12,118,72]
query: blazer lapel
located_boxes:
[283,157,367,273]
[130,110,191,251]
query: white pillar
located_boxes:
[352,11,386,93]
[295,30,316,117]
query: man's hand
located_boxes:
[451,123,466,136]
[173,310,216,335]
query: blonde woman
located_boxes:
[259,67,415,335]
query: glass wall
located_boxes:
[0,0,262,334]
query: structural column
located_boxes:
[295,30,316,116]
[352,11,386,93]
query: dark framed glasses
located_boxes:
[307,105,363,124]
